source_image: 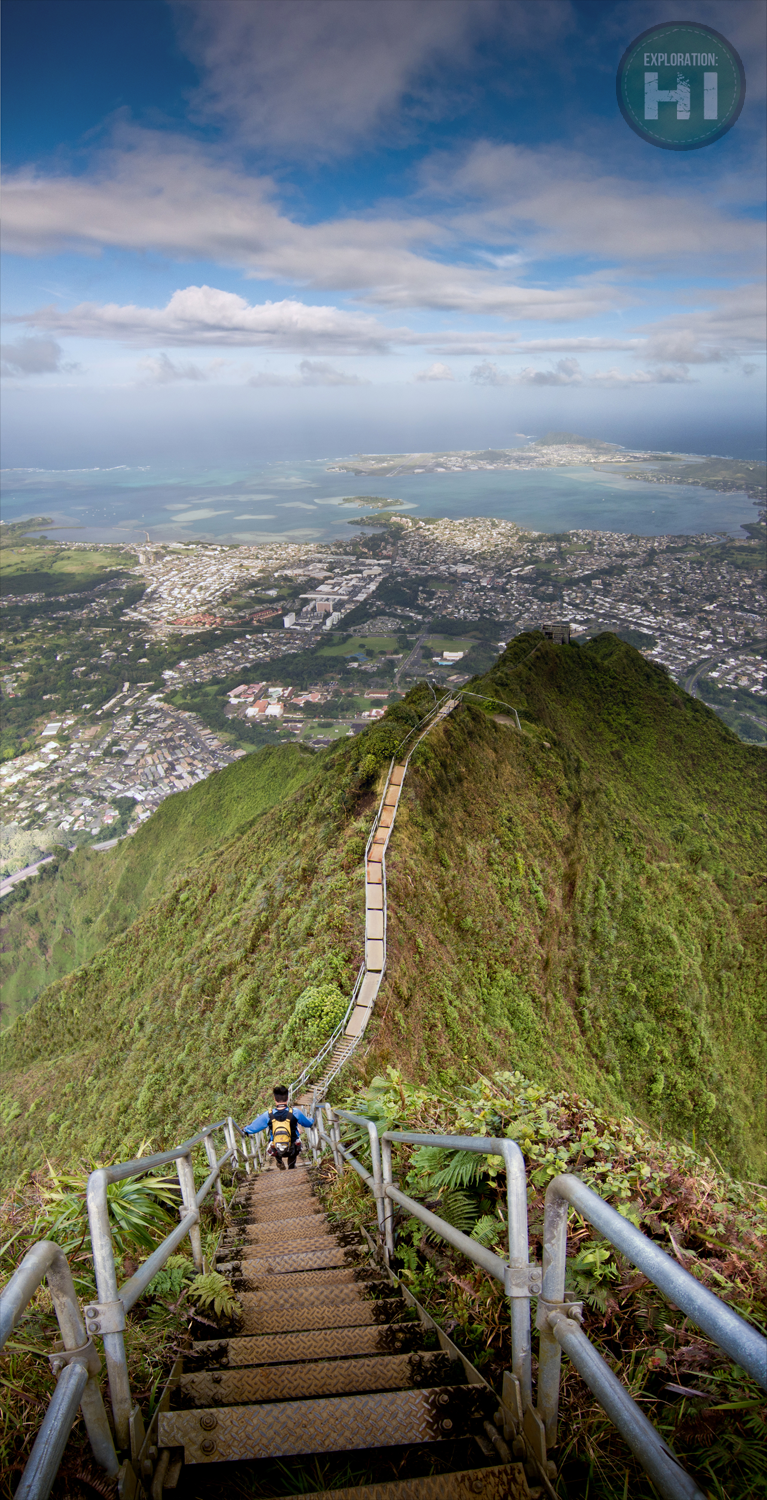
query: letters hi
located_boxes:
[644,72,690,120]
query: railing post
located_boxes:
[203,1133,224,1216]
[366,1120,385,1240]
[381,1134,395,1262]
[538,1180,571,1447]
[329,1108,343,1174]
[226,1116,240,1170]
[502,1139,533,1415]
[177,1154,204,1273]
[86,1169,133,1452]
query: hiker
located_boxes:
[243,1085,314,1170]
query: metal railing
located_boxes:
[86,1117,250,1449]
[0,1241,119,1500]
[315,1109,767,1500]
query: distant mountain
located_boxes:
[1,635,763,1185]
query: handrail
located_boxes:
[313,1111,760,1500]
[0,1240,119,1499]
[538,1173,767,1449]
[86,1116,238,1449]
[314,1115,534,1413]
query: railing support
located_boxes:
[546,1310,706,1500]
[0,1240,119,1488]
[204,1133,224,1216]
[538,1172,767,1448]
[87,1168,133,1451]
[383,1131,533,1412]
[176,1154,203,1273]
[15,1360,90,1500]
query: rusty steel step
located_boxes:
[191,1322,426,1369]
[242,1200,321,1224]
[241,1219,336,1242]
[221,1264,383,1291]
[236,1281,389,1314]
[235,1245,364,1277]
[176,1350,459,1408]
[245,1211,330,1233]
[239,1295,403,1335]
[280,1467,532,1500]
[158,1385,491,1464]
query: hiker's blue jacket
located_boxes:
[244,1106,314,1137]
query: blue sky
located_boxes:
[1,0,765,465]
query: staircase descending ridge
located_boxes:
[296,697,460,1108]
[157,1159,533,1498]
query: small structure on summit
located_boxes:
[540,620,571,644]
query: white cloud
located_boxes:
[0,336,76,377]
[473,357,694,387]
[470,361,511,386]
[15,285,397,354]
[414,362,454,382]
[422,139,765,268]
[175,0,573,157]
[139,352,210,384]
[249,359,370,386]
[0,131,621,322]
[518,358,584,387]
[639,285,767,365]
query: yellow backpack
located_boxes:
[270,1108,294,1153]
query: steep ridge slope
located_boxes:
[0,635,763,1187]
[0,743,319,1028]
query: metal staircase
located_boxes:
[158,1159,531,1497]
[291,695,461,1109]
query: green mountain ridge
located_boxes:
[0,744,319,1029]
[0,634,764,1188]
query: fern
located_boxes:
[411,1147,485,1191]
[188,1271,241,1321]
[437,1191,477,1234]
[471,1214,501,1247]
[147,1255,192,1298]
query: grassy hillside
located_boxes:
[0,635,764,1186]
[0,744,319,1028]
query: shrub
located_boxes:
[282,981,348,1052]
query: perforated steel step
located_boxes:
[176,1350,458,1407]
[238,1295,403,1335]
[236,1281,389,1315]
[159,1385,489,1464]
[236,1246,362,1278]
[220,1264,382,1291]
[280,1468,531,1500]
[191,1322,424,1369]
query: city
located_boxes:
[1,472,764,883]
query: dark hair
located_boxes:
[273,1085,289,1101]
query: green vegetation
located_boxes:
[323,1068,767,1500]
[0,744,320,1029]
[0,634,764,1193]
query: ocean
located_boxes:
[0,456,757,546]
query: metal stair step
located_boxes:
[218,1265,383,1290]
[236,1245,363,1277]
[239,1198,323,1224]
[238,1295,403,1335]
[236,1281,389,1313]
[244,1211,330,1234]
[191,1322,425,1369]
[176,1350,458,1407]
[158,1384,490,1464]
[241,1220,335,1241]
[279,1467,532,1500]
